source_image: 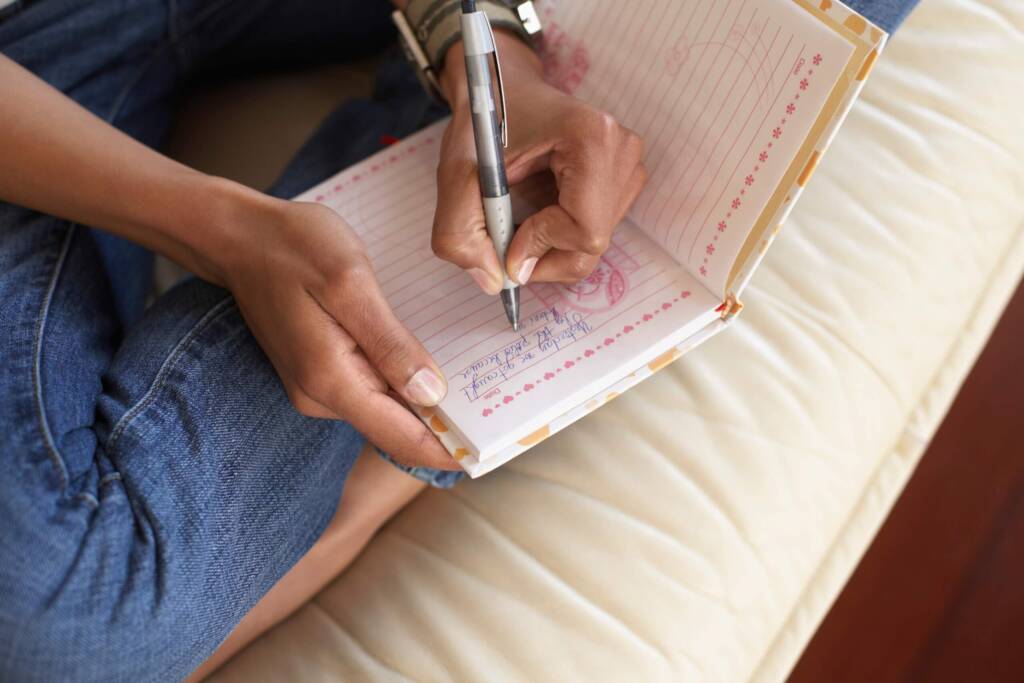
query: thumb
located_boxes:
[432,158,505,295]
[325,275,449,408]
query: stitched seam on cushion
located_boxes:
[106,296,234,454]
[31,226,75,492]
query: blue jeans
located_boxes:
[0,1,460,680]
[0,0,917,680]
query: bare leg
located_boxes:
[186,445,428,682]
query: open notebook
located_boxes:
[294,0,886,477]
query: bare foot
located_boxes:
[186,444,428,682]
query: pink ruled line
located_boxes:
[629,0,719,160]
[390,265,466,310]
[583,1,633,102]
[431,295,548,363]
[638,0,748,227]
[686,43,807,261]
[380,258,449,294]
[433,245,654,367]
[405,284,489,334]
[659,22,784,250]
[592,0,660,113]
[311,137,433,206]
[428,229,652,364]
[651,8,768,242]
[416,289,528,345]
[451,262,668,382]
[614,0,696,127]
[359,195,435,251]
[457,276,678,403]
[338,173,434,226]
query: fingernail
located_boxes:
[516,258,538,285]
[406,368,447,406]
[468,268,501,295]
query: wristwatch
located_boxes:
[393,0,543,104]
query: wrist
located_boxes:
[163,173,279,288]
[438,29,543,107]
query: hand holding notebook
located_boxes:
[295,0,887,477]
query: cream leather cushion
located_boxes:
[210,1,1024,681]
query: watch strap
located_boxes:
[404,0,531,72]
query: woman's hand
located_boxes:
[215,190,458,471]
[431,33,647,292]
[0,54,456,470]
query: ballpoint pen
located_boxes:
[459,0,520,331]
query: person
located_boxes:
[0,0,918,679]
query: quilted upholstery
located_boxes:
[209,1,1024,680]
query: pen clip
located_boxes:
[485,18,509,148]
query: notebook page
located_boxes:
[535,0,856,297]
[296,123,721,458]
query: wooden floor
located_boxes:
[790,280,1024,682]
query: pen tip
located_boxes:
[501,287,521,333]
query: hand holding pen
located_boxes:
[430,11,648,325]
[458,0,520,329]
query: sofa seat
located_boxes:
[205,1,1024,680]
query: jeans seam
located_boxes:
[28,0,242,499]
[106,296,235,454]
[99,472,122,486]
[31,226,76,493]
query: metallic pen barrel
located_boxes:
[461,7,519,331]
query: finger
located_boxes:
[432,157,504,294]
[530,250,601,284]
[293,320,458,470]
[286,385,339,420]
[382,389,463,470]
[506,205,607,285]
[350,391,461,471]
[506,150,554,186]
[323,351,458,470]
[322,270,448,408]
[622,163,649,219]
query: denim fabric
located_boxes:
[0,0,918,679]
[0,0,459,681]
[844,0,919,33]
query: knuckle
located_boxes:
[527,214,550,245]
[637,162,650,186]
[626,129,646,158]
[437,156,476,184]
[579,230,610,255]
[590,111,621,140]
[294,368,328,403]
[565,253,597,281]
[332,256,374,292]
[430,232,461,261]
[287,384,324,417]
[410,426,442,465]
[367,328,411,368]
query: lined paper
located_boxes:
[297,125,719,457]
[295,0,863,459]
[537,0,854,295]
